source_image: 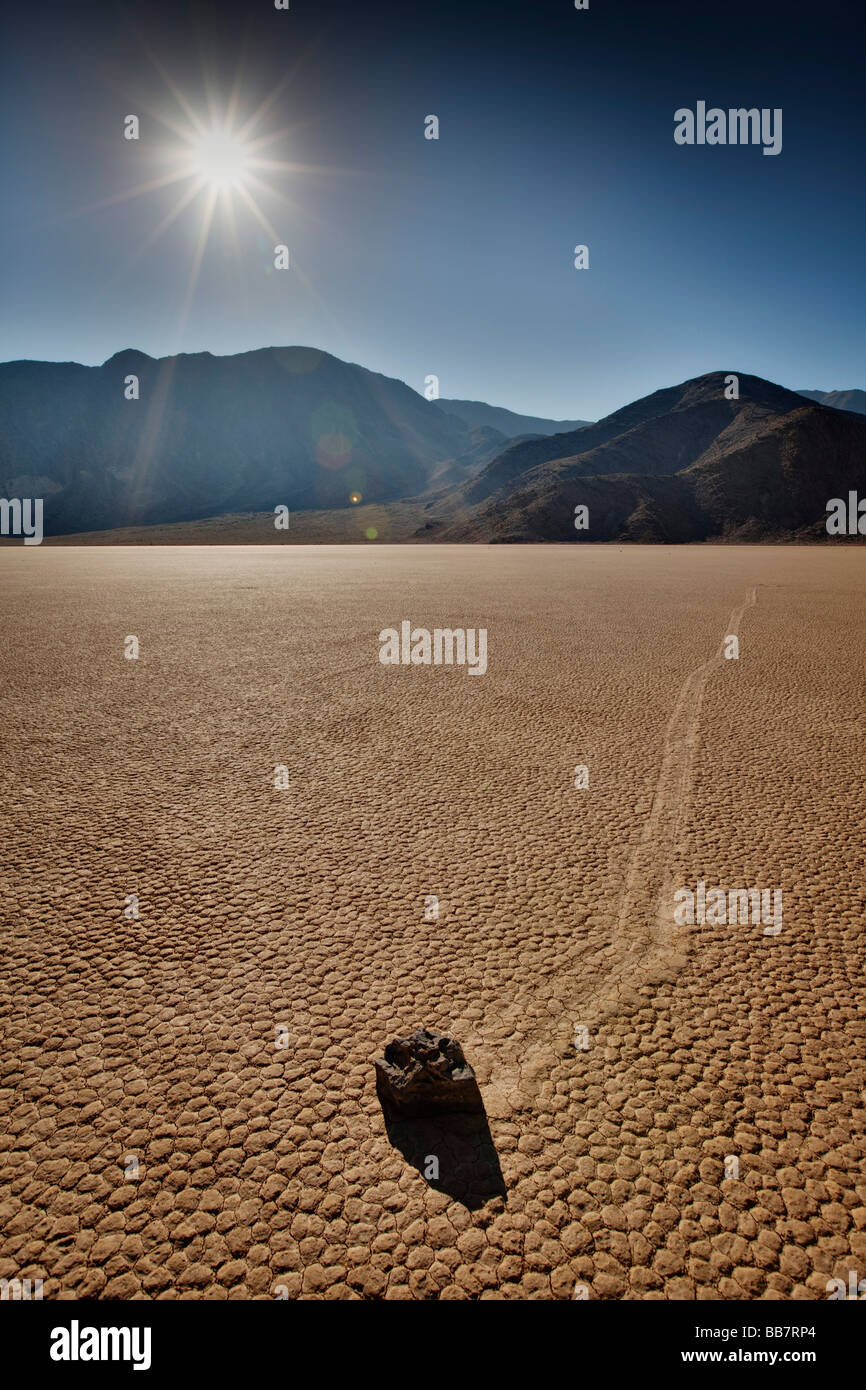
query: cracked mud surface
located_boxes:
[1,545,864,1299]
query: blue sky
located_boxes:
[1,0,863,420]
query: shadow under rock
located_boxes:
[382,1106,507,1209]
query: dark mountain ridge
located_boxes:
[3,352,864,543]
[465,373,812,503]
[437,372,866,543]
[0,346,493,534]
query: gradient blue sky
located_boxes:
[1,0,863,420]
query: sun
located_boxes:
[68,49,351,335]
[190,129,251,190]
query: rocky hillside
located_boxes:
[433,373,866,543]
[0,346,505,535]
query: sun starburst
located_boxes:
[56,39,349,338]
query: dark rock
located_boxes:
[375,1028,484,1119]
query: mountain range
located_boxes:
[0,347,587,536]
[431,373,866,543]
[1,347,864,542]
[794,388,866,415]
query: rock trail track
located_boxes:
[487,586,759,1112]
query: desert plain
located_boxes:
[0,543,864,1300]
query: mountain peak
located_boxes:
[660,371,815,413]
[443,369,866,543]
[102,348,154,368]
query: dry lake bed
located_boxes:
[1,544,864,1299]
